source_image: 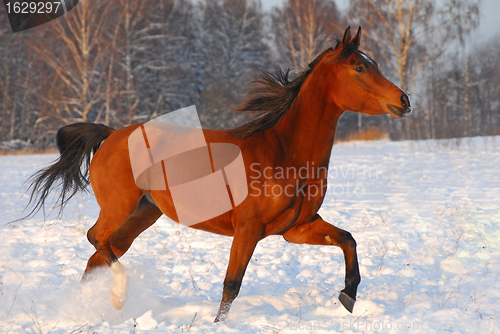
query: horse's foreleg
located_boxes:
[214,224,263,322]
[283,214,360,313]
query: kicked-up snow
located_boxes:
[0,137,499,333]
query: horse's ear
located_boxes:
[341,26,351,47]
[352,27,361,49]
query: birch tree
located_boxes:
[348,0,480,93]
[32,0,111,124]
[272,0,343,69]
[428,37,500,139]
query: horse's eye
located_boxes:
[355,66,365,73]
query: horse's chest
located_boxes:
[259,178,327,235]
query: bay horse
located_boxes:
[25,27,411,322]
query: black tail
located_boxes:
[24,123,114,219]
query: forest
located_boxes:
[0,0,497,149]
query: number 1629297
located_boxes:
[5,2,62,14]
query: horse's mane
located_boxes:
[228,39,356,138]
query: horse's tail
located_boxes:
[24,123,114,219]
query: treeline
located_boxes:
[0,0,497,149]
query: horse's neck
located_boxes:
[270,75,343,170]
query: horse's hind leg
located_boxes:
[82,196,163,279]
[283,214,361,313]
[85,195,161,309]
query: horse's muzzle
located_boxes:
[387,94,411,119]
[387,104,411,119]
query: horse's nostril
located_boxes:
[400,94,410,110]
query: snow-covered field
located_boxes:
[1,137,499,333]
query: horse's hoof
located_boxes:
[111,290,125,310]
[339,291,355,313]
[214,310,228,322]
[214,315,226,323]
[110,261,128,310]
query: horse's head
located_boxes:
[317,26,411,118]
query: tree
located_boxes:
[32,0,112,124]
[348,0,480,139]
[138,0,198,122]
[0,8,38,145]
[103,0,151,126]
[468,38,500,136]
[106,0,197,125]
[426,36,500,139]
[196,0,271,129]
[348,0,480,94]
[272,0,343,69]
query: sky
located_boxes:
[261,0,500,43]
[474,0,500,40]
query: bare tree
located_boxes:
[140,0,198,121]
[197,0,271,128]
[348,0,480,94]
[348,0,480,139]
[107,0,153,125]
[272,0,343,69]
[106,0,199,124]
[427,36,500,139]
[469,38,500,136]
[32,0,112,124]
[443,45,485,137]
[0,10,38,146]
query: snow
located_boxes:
[1,137,500,333]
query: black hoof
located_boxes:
[339,291,356,313]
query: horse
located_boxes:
[25,26,411,322]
